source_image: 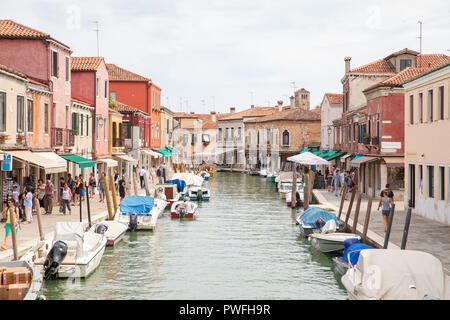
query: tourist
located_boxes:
[325,167,330,189]
[339,169,345,195]
[11,177,20,194]
[1,198,20,250]
[156,165,162,184]
[377,190,393,232]
[79,175,85,202]
[114,170,119,192]
[37,179,46,211]
[98,172,106,202]
[61,183,72,215]
[139,167,146,189]
[380,183,394,202]
[343,172,350,200]
[118,175,127,201]
[12,186,19,205]
[59,177,65,204]
[73,176,80,205]
[89,173,96,198]
[22,186,33,223]
[44,179,55,214]
[333,168,340,197]
[161,163,167,183]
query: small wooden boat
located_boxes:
[0,260,43,300]
[278,180,303,199]
[187,186,210,201]
[332,242,375,276]
[308,233,361,253]
[22,222,107,279]
[296,207,339,237]
[170,200,198,218]
[114,196,167,231]
[89,221,128,246]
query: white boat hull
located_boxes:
[56,242,106,278]
[309,233,361,253]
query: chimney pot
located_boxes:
[344,56,352,74]
[230,107,236,113]
[251,105,254,109]
[190,112,195,114]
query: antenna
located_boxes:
[201,99,206,113]
[89,20,100,57]
[179,97,183,112]
[417,21,422,67]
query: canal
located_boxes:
[43,172,348,299]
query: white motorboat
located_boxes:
[285,189,304,207]
[187,185,210,201]
[278,180,303,199]
[170,200,198,218]
[89,221,128,246]
[115,195,167,231]
[341,249,448,300]
[308,232,361,253]
[296,207,340,237]
[1,260,43,300]
[198,171,210,181]
[22,222,107,279]
[259,169,267,177]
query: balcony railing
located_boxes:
[371,137,379,145]
[51,128,74,148]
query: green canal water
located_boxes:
[43,172,348,299]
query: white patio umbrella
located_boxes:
[287,151,330,165]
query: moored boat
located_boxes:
[332,240,375,276]
[187,185,210,201]
[296,207,339,237]
[309,232,361,253]
[0,260,43,300]
[170,199,198,218]
[114,196,167,231]
[89,221,128,247]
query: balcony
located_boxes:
[362,137,371,145]
[113,137,124,148]
[51,128,74,148]
[371,137,379,145]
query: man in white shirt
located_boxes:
[139,167,146,189]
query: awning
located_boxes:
[166,146,177,155]
[156,149,171,157]
[143,150,162,158]
[382,157,404,167]
[320,150,339,158]
[60,154,95,168]
[100,158,118,167]
[349,156,379,167]
[7,150,67,173]
[313,150,327,156]
[340,154,354,162]
[113,154,138,164]
[300,147,319,154]
[351,155,364,161]
[324,152,345,161]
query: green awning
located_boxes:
[313,150,327,155]
[324,152,345,161]
[156,149,171,157]
[299,148,311,154]
[300,147,318,154]
[59,154,95,168]
[165,146,176,155]
[320,150,339,158]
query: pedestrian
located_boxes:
[89,172,96,198]
[325,167,330,188]
[114,170,119,192]
[139,166,146,189]
[339,169,346,195]
[79,174,85,202]
[12,186,19,205]
[44,179,55,214]
[1,198,20,250]
[156,165,162,184]
[333,168,340,197]
[22,186,33,224]
[380,183,394,202]
[59,177,65,204]
[98,172,105,202]
[343,172,350,200]
[118,175,127,201]
[37,179,45,210]
[61,183,72,215]
[377,190,393,232]
[161,163,167,183]
[73,176,80,205]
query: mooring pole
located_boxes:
[344,187,357,230]
[35,204,44,241]
[362,196,373,244]
[9,206,19,260]
[352,192,362,234]
[109,170,118,213]
[85,182,92,228]
[383,203,396,249]
[337,182,347,220]
[303,174,309,210]
[104,170,114,220]
[291,170,297,208]
[400,207,413,250]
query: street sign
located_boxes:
[1,154,12,171]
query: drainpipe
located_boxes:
[93,71,97,160]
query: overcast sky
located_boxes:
[4,0,450,114]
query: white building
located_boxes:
[320,93,343,150]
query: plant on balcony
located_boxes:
[16,133,25,141]
[362,133,371,145]
[109,97,118,110]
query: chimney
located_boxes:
[210,111,216,122]
[251,105,254,109]
[290,96,295,108]
[190,112,195,114]
[230,107,235,113]
[277,100,283,112]
[344,57,352,74]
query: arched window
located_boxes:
[282,130,290,146]
[248,131,252,145]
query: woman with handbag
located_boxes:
[1,198,20,250]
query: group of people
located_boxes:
[326,166,356,200]
[139,164,167,189]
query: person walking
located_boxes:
[61,183,72,215]
[22,186,33,223]
[1,198,20,250]
[380,183,394,201]
[377,190,393,232]
[333,168,340,197]
[156,165,162,184]
[37,179,46,211]
[44,179,55,214]
[98,172,105,202]
[73,176,80,205]
[139,167,146,189]
[79,175,85,202]
[339,169,346,195]
[88,173,96,199]
[114,170,119,193]
[118,175,127,201]
[161,163,167,183]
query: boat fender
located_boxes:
[129,213,138,232]
[43,240,68,280]
[95,223,108,235]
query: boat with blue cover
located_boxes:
[296,207,339,237]
[332,239,375,275]
[114,196,167,231]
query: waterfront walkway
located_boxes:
[314,189,450,275]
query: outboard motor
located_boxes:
[315,217,326,230]
[179,206,187,218]
[95,223,108,235]
[129,213,138,232]
[197,190,203,201]
[43,241,68,280]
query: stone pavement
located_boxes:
[314,189,450,275]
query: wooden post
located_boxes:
[79,184,83,223]
[85,182,92,228]
[291,170,297,208]
[344,187,357,230]
[132,170,138,196]
[143,172,150,196]
[304,174,309,210]
[352,192,362,234]
[401,207,413,250]
[35,203,44,241]
[309,171,315,203]
[9,206,19,260]
[383,203,395,249]
[109,170,118,213]
[337,182,348,220]
[103,171,114,220]
[362,196,373,243]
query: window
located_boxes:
[418,165,423,194]
[65,57,70,81]
[428,89,433,122]
[418,93,423,123]
[345,91,349,112]
[237,127,242,139]
[409,95,414,124]
[80,114,84,136]
[218,128,222,141]
[376,114,380,138]
[248,131,252,145]
[51,51,58,77]
[202,134,210,143]
[282,130,289,146]
[44,103,49,134]
[86,114,89,136]
[125,121,131,139]
[400,59,411,71]
[257,130,260,145]
[439,166,445,201]
[0,92,5,132]
[225,128,229,141]
[72,112,79,136]
[17,96,25,133]
[438,86,444,120]
[96,78,99,97]
[368,117,372,137]
[231,127,234,141]
[27,100,33,132]
[183,134,188,145]
[427,165,434,198]
[104,81,108,98]
[167,119,170,134]
[96,117,99,140]
[353,122,356,142]
[110,92,116,100]
[348,123,351,142]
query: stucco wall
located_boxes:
[321,98,342,149]
[27,90,52,148]
[94,61,110,158]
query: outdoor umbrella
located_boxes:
[287,151,331,165]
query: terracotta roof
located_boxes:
[106,63,150,82]
[416,54,450,68]
[384,48,419,60]
[0,63,27,78]
[0,19,70,49]
[349,58,395,74]
[71,57,104,72]
[245,107,321,124]
[219,106,276,121]
[114,100,149,116]
[311,107,321,114]
[324,93,343,105]
[173,112,199,118]
[71,97,93,106]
